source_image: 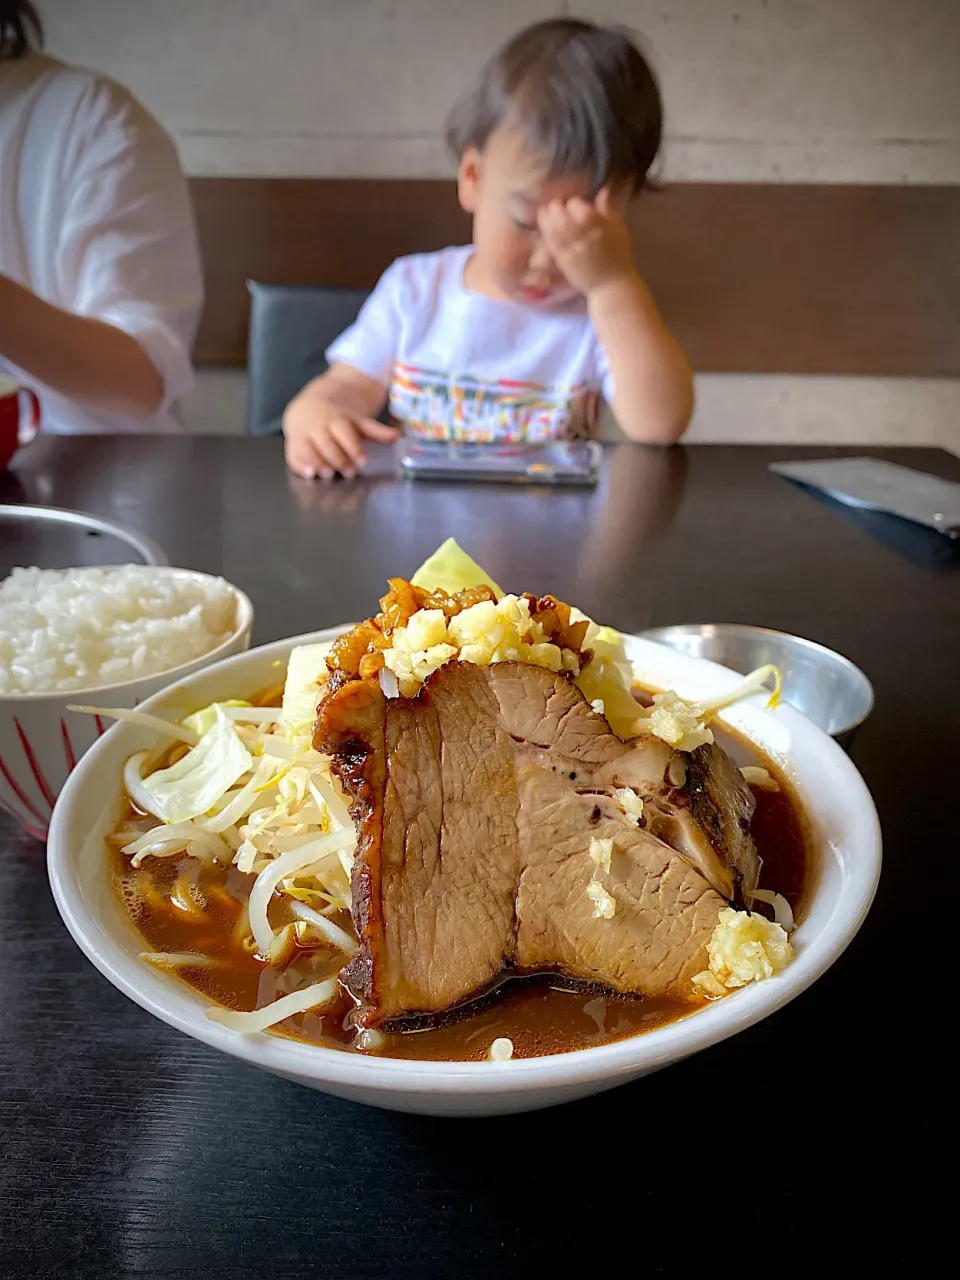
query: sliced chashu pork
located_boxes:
[316,660,759,1027]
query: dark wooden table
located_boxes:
[2,437,955,1276]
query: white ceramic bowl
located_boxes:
[1,570,253,839]
[47,629,881,1117]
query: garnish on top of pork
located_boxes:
[315,577,765,1027]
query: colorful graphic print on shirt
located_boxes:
[388,362,599,442]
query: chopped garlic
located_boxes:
[586,880,616,919]
[692,907,794,996]
[404,608,449,651]
[588,836,613,874]
[383,594,580,696]
[488,1037,514,1062]
[590,698,605,715]
[613,787,643,827]
[640,690,714,752]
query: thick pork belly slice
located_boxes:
[317,665,520,1022]
[316,661,747,1026]
[482,662,758,906]
[512,753,726,994]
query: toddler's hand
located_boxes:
[283,392,398,480]
[538,188,636,297]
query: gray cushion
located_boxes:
[245,281,371,436]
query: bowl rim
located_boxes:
[638,621,875,734]
[0,568,254,703]
[46,627,882,1099]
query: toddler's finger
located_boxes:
[537,199,566,231]
[565,196,595,224]
[328,416,367,476]
[594,186,613,216]
[313,426,353,477]
[285,436,323,480]
[357,418,402,444]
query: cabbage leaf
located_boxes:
[136,704,252,823]
[411,537,503,599]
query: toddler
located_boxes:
[284,17,692,480]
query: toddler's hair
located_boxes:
[446,17,662,196]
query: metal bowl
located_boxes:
[639,623,874,747]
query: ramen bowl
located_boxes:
[46,629,881,1116]
[0,570,253,839]
[640,624,874,749]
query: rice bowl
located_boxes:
[0,567,253,838]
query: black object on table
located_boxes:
[1,437,955,1276]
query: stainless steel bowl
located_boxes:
[639,623,874,747]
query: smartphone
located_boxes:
[770,457,960,538]
[398,439,602,487]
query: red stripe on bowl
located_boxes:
[13,717,57,810]
[60,718,77,772]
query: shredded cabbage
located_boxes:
[572,618,645,740]
[280,642,333,743]
[132,705,253,824]
[182,699,252,736]
[115,646,358,1034]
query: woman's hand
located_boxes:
[537,188,637,298]
[282,366,396,479]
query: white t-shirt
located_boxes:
[0,54,203,434]
[327,246,614,443]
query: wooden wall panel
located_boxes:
[190,178,960,377]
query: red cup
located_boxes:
[1,376,41,468]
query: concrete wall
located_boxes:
[40,1,960,449]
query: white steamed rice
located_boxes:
[0,566,238,695]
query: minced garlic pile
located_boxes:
[692,908,794,996]
[383,594,580,697]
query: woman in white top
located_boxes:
[0,2,203,434]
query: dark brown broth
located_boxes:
[110,682,810,1061]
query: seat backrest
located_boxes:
[245,282,370,436]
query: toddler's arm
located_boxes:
[283,364,397,479]
[538,192,693,444]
